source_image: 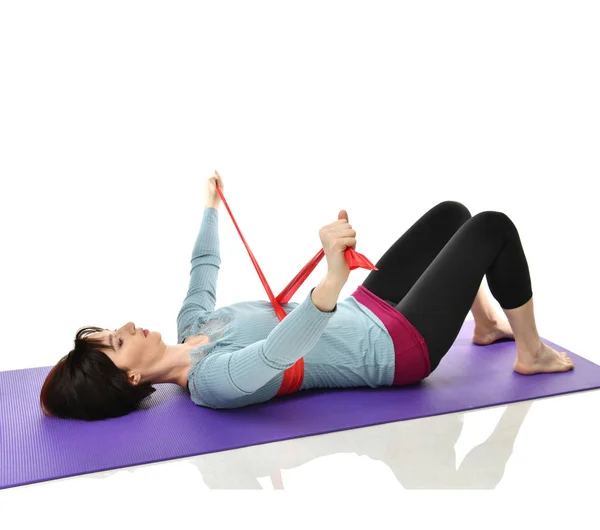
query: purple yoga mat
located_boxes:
[1,320,599,489]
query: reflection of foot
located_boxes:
[472,319,515,345]
[514,342,575,375]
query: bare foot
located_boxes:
[473,319,515,345]
[513,342,575,375]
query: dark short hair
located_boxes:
[40,326,156,421]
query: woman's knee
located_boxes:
[471,210,517,236]
[432,200,472,225]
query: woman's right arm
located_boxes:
[191,204,354,407]
[310,273,346,311]
[192,274,345,407]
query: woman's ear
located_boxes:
[128,372,141,386]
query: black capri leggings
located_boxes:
[361,201,533,372]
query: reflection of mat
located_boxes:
[2,320,598,490]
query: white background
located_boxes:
[0,1,598,528]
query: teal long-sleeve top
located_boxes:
[177,207,396,409]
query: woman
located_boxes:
[40,172,574,420]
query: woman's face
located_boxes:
[90,323,165,384]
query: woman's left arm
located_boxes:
[176,174,224,335]
[176,205,221,335]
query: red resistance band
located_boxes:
[214,183,379,396]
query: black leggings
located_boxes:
[361,201,533,372]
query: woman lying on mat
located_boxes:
[40,172,574,420]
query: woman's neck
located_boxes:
[149,339,207,388]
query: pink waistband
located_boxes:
[350,285,431,385]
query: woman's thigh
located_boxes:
[362,201,471,304]
[396,211,532,371]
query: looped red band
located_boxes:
[214,183,378,396]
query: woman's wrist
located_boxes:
[205,202,220,209]
[324,272,347,289]
[311,274,346,312]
